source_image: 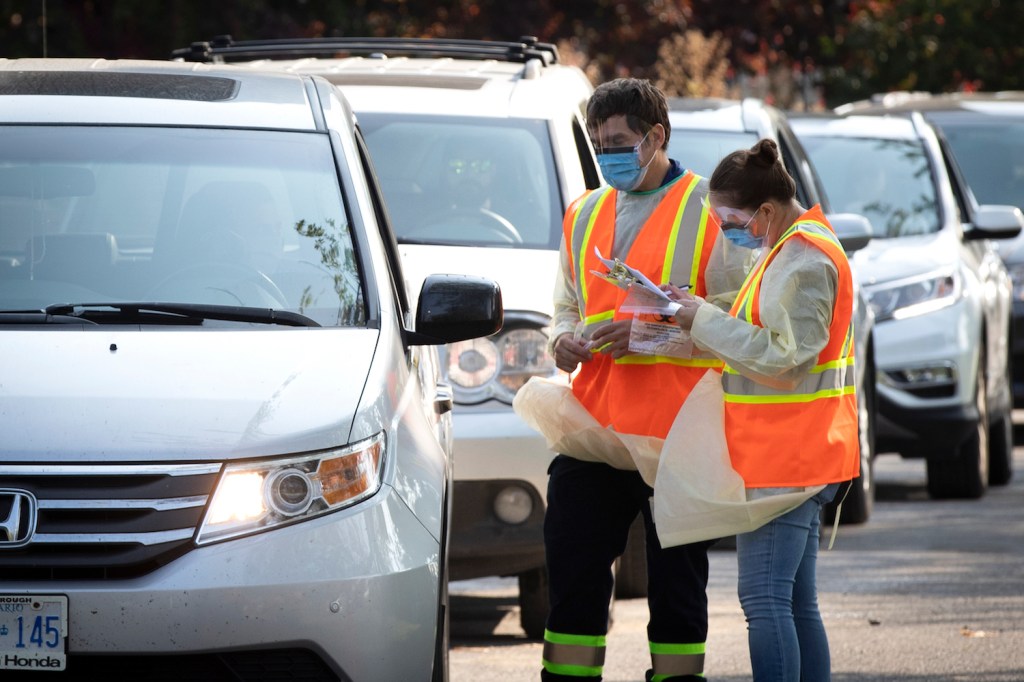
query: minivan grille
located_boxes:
[0,463,221,580]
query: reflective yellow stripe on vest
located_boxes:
[726,220,855,406]
[575,187,615,307]
[722,353,856,404]
[543,629,606,678]
[649,640,706,680]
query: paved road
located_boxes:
[450,443,1024,681]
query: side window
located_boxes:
[355,127,406,319]
[573,116,602,190]
[775,126,818,209]
[937,136,972,225]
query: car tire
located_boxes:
[926,349,989,499]
[518,566,549,640]
[614,515,648,599]
[827,346,876,525]
[988,410,1014,486]
[988,354,1014,486]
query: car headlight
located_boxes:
[1006,263,1024,302]
[197,433,385,545]
[866,271,960,322]
[446,321,559,404]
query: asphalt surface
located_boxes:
[450,437,1024,681]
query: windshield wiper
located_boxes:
[0,311,98,325]
[40,302,321,327]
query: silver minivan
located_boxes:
[0,58,501,681]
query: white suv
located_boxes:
[0,57,501,680]
[171,36,604,637]
[792,112,1023,499]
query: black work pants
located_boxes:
[542,454,713,681]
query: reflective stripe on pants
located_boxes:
[649,640,706,680]
[543,629,606,678]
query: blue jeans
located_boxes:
[735,483,840,682]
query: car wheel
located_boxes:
[614,515,648,598]
[827,345,876,525]
[989,409,1014,486]
[988,356,1014,486]
[926,349,989,499]
[518,566,549,640]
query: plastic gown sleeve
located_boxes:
[689,239,839,390]
[549,240,584,354]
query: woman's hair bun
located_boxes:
[748,138,779,168]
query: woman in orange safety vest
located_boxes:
[666,138,859,681]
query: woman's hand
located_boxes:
[660,284,702,331]
[660,283,690,301]
[673,299,701,331]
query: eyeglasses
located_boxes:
[701,195,756,230]
[593,129,651,156]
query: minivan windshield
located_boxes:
[800,136,940,238]
[359,114,563,250]
[0,126,364,327]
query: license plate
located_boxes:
[0,595,68,672]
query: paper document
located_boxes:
[590,247,675,299]
[589,248,695,358]
[590,247,684,316]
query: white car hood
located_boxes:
[850,229,959,286]
[0,329,378,461]
[399,244,558,315]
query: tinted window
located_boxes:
[932,115,1024,211]
[0,126,363,326]
[667,129,758,177]
[359,114,563,249]
[800,136,939,238]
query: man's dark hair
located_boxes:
[586,78,671,149]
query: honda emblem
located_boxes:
[0,489,37,549]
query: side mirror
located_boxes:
[827,213,874,254]
[406,273,503,346]
[968,204,1024,241]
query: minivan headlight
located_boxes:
[446,321,559,404]
[197,433,385,544]
[866,271,960,322]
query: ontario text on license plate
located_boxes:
[0,595,68,671]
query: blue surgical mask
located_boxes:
[722,224,764,250]
[597,132,653,191]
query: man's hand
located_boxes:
[553,334,593,373]
[588,319,634,359]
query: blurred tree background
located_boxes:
[1,0,1020,109]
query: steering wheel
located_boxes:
[414,208,524,245]
[146,262,288,308]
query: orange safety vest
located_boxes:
[563,173,721,438]
[722,206,860,487]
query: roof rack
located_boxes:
[171,35,561,66]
